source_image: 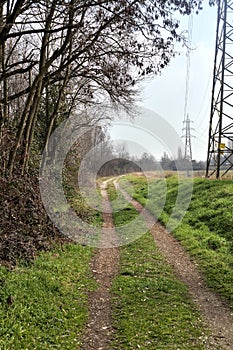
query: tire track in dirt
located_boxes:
[81,180,119,350]
[115,180,233,350]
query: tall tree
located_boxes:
[0,0,206,176]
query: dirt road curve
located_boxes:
[117,181,233,350]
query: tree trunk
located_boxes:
[21,80,43,174]
[7,1,57,176]
[7,76,39,175]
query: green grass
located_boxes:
[111,234,208,350]
[0,244,95,349]
[0,173,100,350]
[106,181,119,202]
[119,174,149,206]
[107,181,149,245]
[64,183,103,227]
[107,181,139,226]
[63,161,103,227]
[107,181,209,350]
[120,175,233,306]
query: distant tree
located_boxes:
[137,152,158,171]
[192,160,206,171]
[160,152,172,170]
[177,146,183,160]
[114,143,130,160]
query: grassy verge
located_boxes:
[64,177,103,227]
[0,172,102,349]
[120,175,233,307]
[0,244,95,350]
[107,181,209,350]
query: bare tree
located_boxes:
[0,0,206,176]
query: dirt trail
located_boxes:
[81,180,119,350]
[116,181,233,350]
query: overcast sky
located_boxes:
[110,1,217,161]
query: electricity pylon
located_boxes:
[182,115,194,162]
[206,0,233,178]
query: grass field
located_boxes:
[119,174,233,307]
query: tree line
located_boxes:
[0,0,208,178]
[98,144,206,176]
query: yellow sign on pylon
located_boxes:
[220,143,225,154]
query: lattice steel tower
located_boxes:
[206,0,233,178]
[183,115,194,161]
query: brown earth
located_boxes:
[0,174,65,267]
[81,180,119,350]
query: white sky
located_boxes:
[110,1,217,161]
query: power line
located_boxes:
[183,14,193,121]
[195,72,212,130]
[182,15,194,162]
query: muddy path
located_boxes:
[115,180,233,350]
[81,180,119,350]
